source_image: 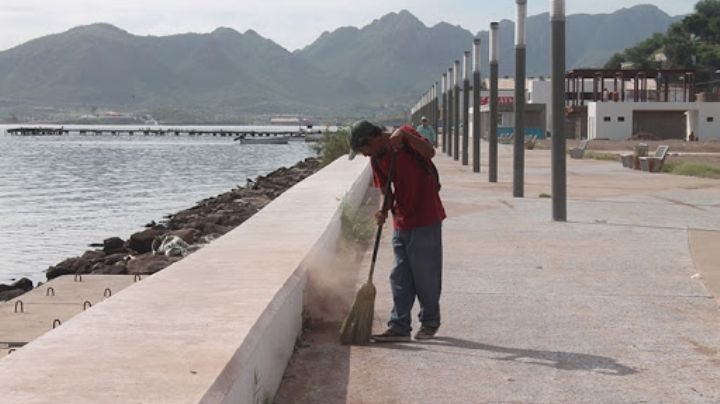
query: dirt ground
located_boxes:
[537,138,720,153]
[533,138,720,168]
[665,154,720,167]
[275,186,381,404]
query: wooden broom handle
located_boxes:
[367,151,397,283]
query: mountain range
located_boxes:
[0,5,683,122]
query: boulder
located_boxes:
[11,278,33,292]
[169,228,201,244]
[200,234,221,244]
[235,196,271,208]
[81,250,106,262]
[0,278,32,293]
[0,288,25,302]
[46,257,92,280]
[127,229,165,254]
[102,252,129,265]
[202,223,230,236]
[222,215,245,227]
[126,253,179,275]
[184,220,206,232]
[91,262,128,275]
[204,213,226,225]
[103,237,125,253]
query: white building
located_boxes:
[527,80,552,133]
[442,70,720,141]
[587,101,720,141]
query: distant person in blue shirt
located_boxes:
[416,116,437,146]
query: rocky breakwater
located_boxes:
[0,158,322,301]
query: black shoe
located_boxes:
[371,328,411,343]
[414,326,439,340]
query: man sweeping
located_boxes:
[349,121,446,342]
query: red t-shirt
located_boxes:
[371,125,446,230]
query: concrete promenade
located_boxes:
[280,143,720,403]
[0,157,371,404]
[0,275,138,359]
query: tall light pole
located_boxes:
[551,0,567,221]
[433,81,440,146]
[462,51,471,166]
[447,66,454,156]
[513,0,527,198]
[473,37,482,173]
[489,22,499,183]
[453,60,461,161]
[442,73,448,153]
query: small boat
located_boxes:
[234,135,290,145]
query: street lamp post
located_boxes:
[551,0,567,221]
[489,22,499,183]
[513,0,527,198]
[447,66,454,156]
[462,51,471,166]
[454,60,461,161]
[434,81,440,146]
[442,73,448,153]
[473,37,482,173]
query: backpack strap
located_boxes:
[402,143,441,191]
[372,144,441,192]
[370,152,396,215]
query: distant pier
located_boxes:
[5,126,326,141]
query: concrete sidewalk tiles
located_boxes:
[279,145,720,403]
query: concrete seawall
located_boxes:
[0,156,371,404]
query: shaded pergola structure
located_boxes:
[565,69,696,108]
[562,69,698,140]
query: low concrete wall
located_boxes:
[0,156,371,404]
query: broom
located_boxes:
[340,151,397,345]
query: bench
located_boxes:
[498,133,513,144]
[619,154,633,168]
[570,140,588,159]
[524,135,537,150]
[639,145,669,172]
[619,143,648,169]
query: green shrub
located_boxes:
[340,201,374,243]
[313,128,351,167]
[662,161,720,179]
[584,151,618,161]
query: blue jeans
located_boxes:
[388,223,443,334]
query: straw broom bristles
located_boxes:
[339,281,376,345]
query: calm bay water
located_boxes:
[0,125,316,284]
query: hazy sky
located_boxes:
[0,0,696,52]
